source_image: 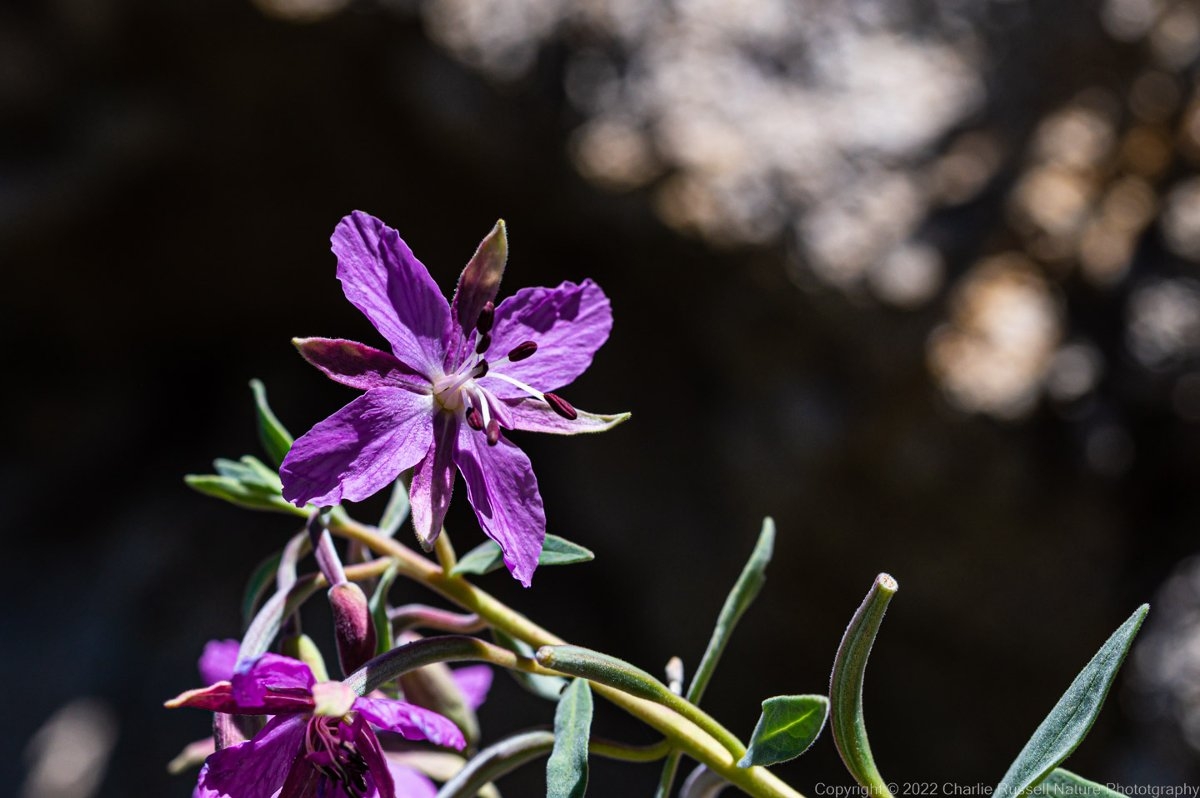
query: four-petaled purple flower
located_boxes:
[280,211,628,585]
[167,647,465,798]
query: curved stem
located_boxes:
[329,518,804,798]
[435,529,458,573]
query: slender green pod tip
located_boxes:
[829,573,898,798]
[535,645,671,704]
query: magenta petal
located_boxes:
[280,388,435,507]
[332,211,451,376]
[409,412,457,549]
[383,762,438,798]
[451,665,493,711]
[484,279,612,397]
[353,697,467,750]
[294,338,428,392]
[193,715,306,798]
[505,399,630,436]
[198,639,239,685]
[453,428,545,587]
[232,653,316,708]
[349,715,396,798]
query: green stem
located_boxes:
[435,530,458,573]
[329,518,804,798]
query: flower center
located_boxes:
[430,301,578,447]
[304,716,370,798]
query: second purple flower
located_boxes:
[281,211,628,586]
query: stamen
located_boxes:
[466,406,483,431]
[477,301,495,334]
[475,332,492,355]
[486,419,501,446]
[472,360,489,378]
[507,341,537,362]
[544,392,578,420]
[487,371,543,399]
[468,386,495,434]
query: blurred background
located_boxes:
[7,0,1200,795]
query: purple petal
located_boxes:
[275,754,320,798]
[193,715,305,798]
[451,665,493,711]
[453,428,545,587]
[409,412,458,549]
[280,388,434,507]
[232,653,316,708]
[353,697,467,750]
[447,220,508,367]
[382,763,438,798]
[484,279,612,398]
[198,639,239,685]
[343,715,395,798]
[505,399,631,436]
[293,337,428,392]
[332,211,451,377]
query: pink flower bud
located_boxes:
[327,582,376,676]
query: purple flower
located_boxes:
[280,211,628,585]
[167,651,465,798]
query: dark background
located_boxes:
[5,1,1200,796]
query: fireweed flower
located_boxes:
[280,211,628,585]
[167,650,465,798]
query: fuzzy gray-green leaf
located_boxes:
[1038,770,1124,798]
[452,535,594,577]
[993,605,1149,798]
[369,561,401,656]
[184,474,307,516]
[738,694,829,768]
[250,379,293,467]
[378,478,411,539]
[547,678,593,798]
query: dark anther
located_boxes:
[475,332,492,355]
[472,359,489,378]
[486,419,501,446]
[466,407,484,431]
[544,392,578,420]
[507,341,538,362]
[477,301,495,334]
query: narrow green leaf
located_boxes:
[378,478,411,539]
[738,694,829,768]
[184,474,308,516]
[250,379,293,467]
[829,573,899,798]
[452,535,595,577]
[491,628,568,701]
[657,519,775,797]
[689,518,775,703]
[241,550,283,628]
[993,605,1149,798]
[547,679,593,798]
[369,561,401,656]
[241,455,283,489]
[439,730,555,798]
[1038,769,1124,798]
